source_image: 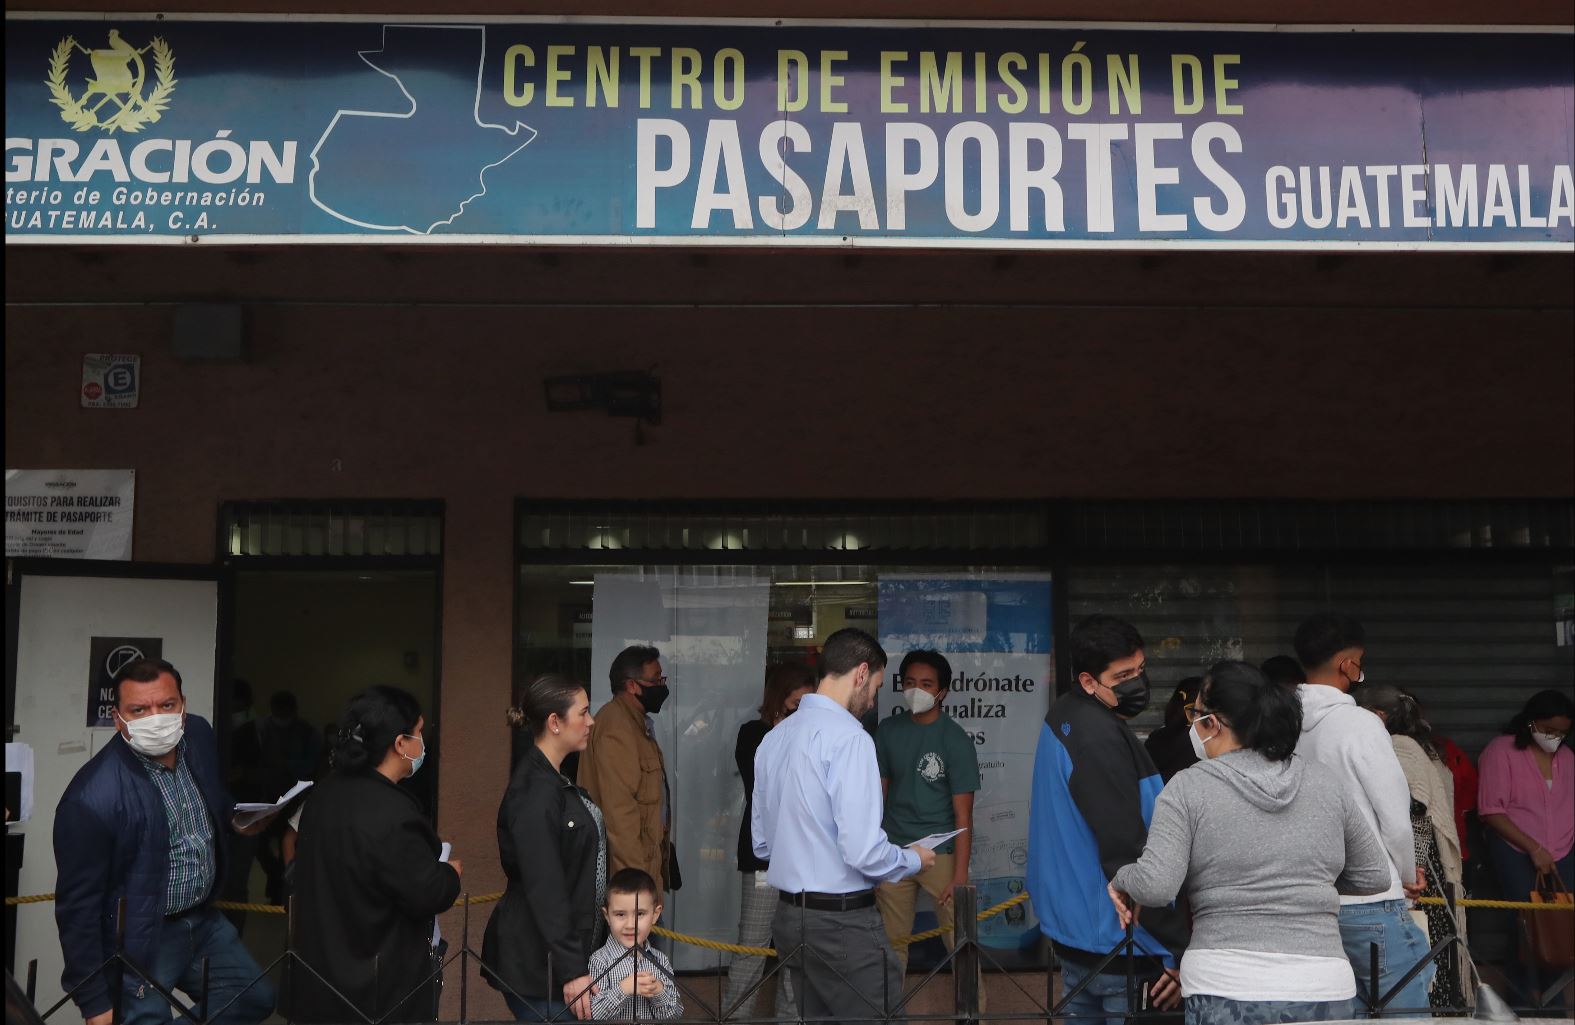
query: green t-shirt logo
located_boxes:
[876,712,982,850]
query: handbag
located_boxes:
[1523,870,1575,970]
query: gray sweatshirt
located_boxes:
[1111,749,1391,957]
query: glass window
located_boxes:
[516,562,1052,970]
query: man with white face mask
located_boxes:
[1294,614,1433,1015]
[874,650,982,977]
[54,659,276,1025]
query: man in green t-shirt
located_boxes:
[874,650,983,977]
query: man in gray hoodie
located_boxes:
[1294,614,1434,1015]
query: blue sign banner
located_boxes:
[5,16,1573,247]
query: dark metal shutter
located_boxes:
[1066,561,1573,756]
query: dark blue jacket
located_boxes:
[1026,690,1189,972]
[53,715,233,1017]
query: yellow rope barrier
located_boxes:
[8,889,1564,957]
[5,893,56,906]
[1416,895,1571,910]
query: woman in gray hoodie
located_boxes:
[1108,661,1393,1025]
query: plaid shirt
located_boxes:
[133,740,217,914]
[587,933,682,1021]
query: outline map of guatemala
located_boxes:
[308,24,535,234]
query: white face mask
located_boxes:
[903,688,937,714]
[118,710,185,757]
[1189,717,1214,761]
[1531,730,1564,754]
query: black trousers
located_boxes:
[772,902,902,1025]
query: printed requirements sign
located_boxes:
[5,469,135,560]
[4,17,1573,248]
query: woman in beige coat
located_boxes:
[1356,684,1472,1009]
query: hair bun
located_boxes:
[505,706,528,730]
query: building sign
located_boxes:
[878,573,1053,951]
[87,636,163,727]
[4,17,1572,249]
[81,353,140,408]
[4,468,135,560]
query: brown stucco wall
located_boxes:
[7,239,1575,1014]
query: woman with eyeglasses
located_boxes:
[291,686,462,1023]
[1107,661,1392,1025]
[1143,677,1204,782]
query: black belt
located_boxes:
[779,889,875,912]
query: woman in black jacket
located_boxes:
[291,685,462,1023]
[482,674,603,1022]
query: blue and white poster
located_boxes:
[4,16,1572,247]
[878,572,1054,952]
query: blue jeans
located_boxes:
[1338,900,1434,1017]
[1059,958,1140,1025]
[503,991,572,1022]
[120,907,275,1025]
[1185,994,1358,1025]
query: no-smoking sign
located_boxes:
[82,353,140,409]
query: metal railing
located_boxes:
[11,885,1573,1024]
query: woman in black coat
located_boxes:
[291,686,462,1023]
[483,674,604,1022]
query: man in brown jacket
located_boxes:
[580,644,679,891]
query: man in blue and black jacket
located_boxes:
[1027,615,1189,1023]
[54,658,275,1025]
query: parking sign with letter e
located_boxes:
[81,353,140,408]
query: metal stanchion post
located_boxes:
[1369,942,1382,1018]
[26,959,37,1005]
[953,885,980,1025]
[459,894,469,1025]
[112,897,127,1025]
[1046,945,1056,1024]
[1124,920,1136,1017]
[285,895,296,1025]
[633,890,641,1023]
[197,956,210,1024]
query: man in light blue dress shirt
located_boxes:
[752,628,937,1024]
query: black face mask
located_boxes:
[636,681,670,715]
[1107,672,1151,718]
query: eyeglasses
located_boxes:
[632,676,668,687]
[1183,706,1215,725]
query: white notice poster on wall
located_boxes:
[4,469,135,560]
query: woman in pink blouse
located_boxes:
[1478,688,1572,1001]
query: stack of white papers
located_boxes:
[913,828,967,850]
[234,780,313,829]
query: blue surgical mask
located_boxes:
[400,733,426,777]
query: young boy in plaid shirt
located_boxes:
[588,868,682,1020]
